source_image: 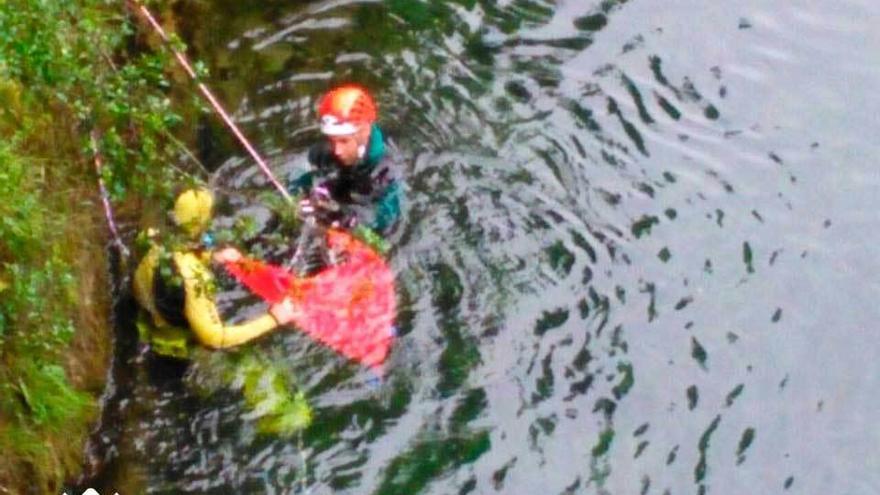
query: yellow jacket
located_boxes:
[133,246,279,349]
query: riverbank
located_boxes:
[0,1,198,492]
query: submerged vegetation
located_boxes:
[0,0,202,491]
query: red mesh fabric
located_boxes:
[222,230,395,369]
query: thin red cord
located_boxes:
[91,131,130,257]
[132,1,292,203]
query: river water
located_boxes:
[91,1,880,493]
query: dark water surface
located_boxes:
[96,1,880,493]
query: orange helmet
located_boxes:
[317,85,378,136]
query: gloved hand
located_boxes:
[269,297,299,325]
[213,247,243,263]
[299,185,347,226]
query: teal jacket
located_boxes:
[288,125,402,234]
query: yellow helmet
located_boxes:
[173,188,214,237]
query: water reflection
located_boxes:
[94,0,880,493]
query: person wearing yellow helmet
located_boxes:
[132,188,312,435]
[133,188,293,350]
[288,84,403,236]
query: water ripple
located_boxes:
[97,0,880,493]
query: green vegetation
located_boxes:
[0,0,203,491]
[185,349,313,437]
[232,352,313,436]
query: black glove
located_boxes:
[300,185,351,227]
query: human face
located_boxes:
[327,124,371,166]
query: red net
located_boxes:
[221,230,396,369]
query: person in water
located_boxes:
[133,188,292,349]
[132,188,311,435]
[288,84,403,236]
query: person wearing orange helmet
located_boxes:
[288,84,402,236]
